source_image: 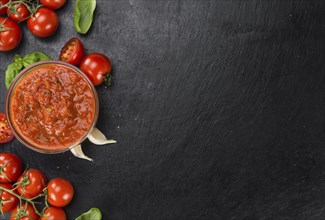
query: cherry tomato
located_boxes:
[7,3,30,23]
[27,8,58,38]
[47,178,74,207]
[0,18,22,51]
[59,37,85,66]
[0,0,9,15]
[0,113,14,144]
[40,206,66,220]
[79,53,112,86]
[0,183,19,212]
[40,0,66,10]
[10,203,39,220]
[17,169,47,199]
[0,153,22,183]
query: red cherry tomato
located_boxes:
[40,206,66,220]
[10,203,39,220]
[47,178,74,207]
[0,0,9,15]
[0,113,14,144]
[17,169,47,199]
[0,183,19,212]
[0,18,22,51]
[40,0,66,10]
[7,3,30,22]
[59,38,85,66]
[27,8,58,38]
[0,153,22,183]
[79,53,112,86]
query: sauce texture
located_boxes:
[10,64,95,151]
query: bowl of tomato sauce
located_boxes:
[5,61,99,153]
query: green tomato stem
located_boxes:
[0,0,40,21]
[0,185,45,217]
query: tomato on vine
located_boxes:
[47,178,74,207]
[40,0,66,10]
[0,153,22,183]
[0,183,19,212]
[10,203,39,220]
[17,169,47,199]
[7,3,31,23]
[27,8,58,38]
[0,0,9,15]
[40,206,66,220]
[0,17,22,51]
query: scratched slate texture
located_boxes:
[0,0,325,219]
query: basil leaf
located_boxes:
[4,52,51,89]
[13,54,23,70]
[13,62,23,70]
[23,52,51,68]
[14,54,23,63]
[5,63,21,89]
[75,208,102,220]
[74,0,96,34]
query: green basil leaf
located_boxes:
[5,63,21,89]
[4,52,51,89]
[74,0,96,34]
[13,54,23,70]
[23,52,52,68]
[13,62,23,70]
[75,208,102,220]
[14,54,23,63]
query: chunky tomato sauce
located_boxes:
[10,64,96,151]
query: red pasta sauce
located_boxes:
[10,64,96,151]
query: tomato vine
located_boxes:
[0,183,48,217]
[0,0,40,21]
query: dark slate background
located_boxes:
[1,0,325,219]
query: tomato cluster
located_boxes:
[0,0,65,51]
[59,38,113,86]
[0,152,73,220]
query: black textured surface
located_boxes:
[1,0,325,219]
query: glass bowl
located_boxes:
[5,61,99,154]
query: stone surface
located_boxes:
[0,0,325,219]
